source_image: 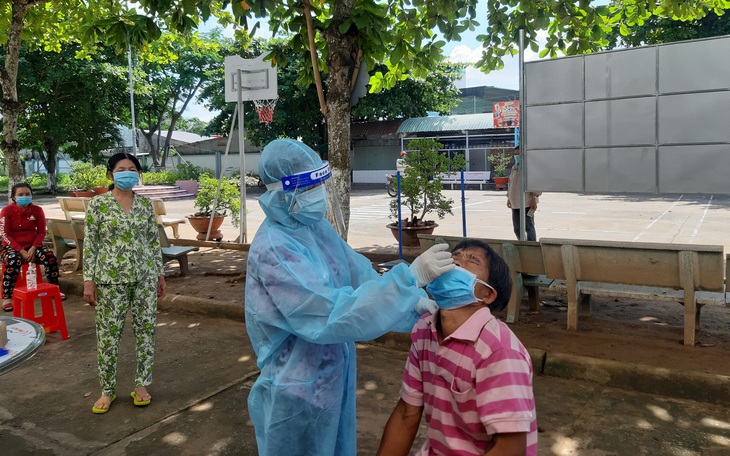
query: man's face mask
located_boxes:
[291,185,328,225]
[426,266,494,310]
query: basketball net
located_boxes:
[253,98,278,125]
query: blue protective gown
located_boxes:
[245,192,425,456]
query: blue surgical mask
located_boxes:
[514,155,520,166]
[15,196,32,207]
[113,171,140,190]
[426,266,493,310]
[291,185,328,225]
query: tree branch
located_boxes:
[303,0,327,117]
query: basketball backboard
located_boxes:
[224,54,278,103]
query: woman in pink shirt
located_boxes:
[0,183,62,311]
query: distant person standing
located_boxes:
[507,146,541,241]
[396,151,408,175]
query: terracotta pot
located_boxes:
[187,215,226,241]
[93,187,109,195]
[493,176,509,190]
[386,223,438,248]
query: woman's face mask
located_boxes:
[291,185,328,225]
[426,266,494,310]
[15,196,32,207]
[113,170,140,190]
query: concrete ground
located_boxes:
[1,295,729,455]
[2,186,728,454]
[35,185,730,252]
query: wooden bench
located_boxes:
[439,171,491,190]
[47,219,85,271]
[540,238,726,346]
[152,199,186,239]
[419,234,550,323]
[57,197,91,221]
[158,225,198,275]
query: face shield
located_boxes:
[265,161,346,236]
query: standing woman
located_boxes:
[0,183,63,311]
[83,153,166,414]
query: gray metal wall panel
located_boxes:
[585,147,657,192]
[658,145,730,194]
[525,57,583,105]
[585,98,656,147]
[585,48,656,99]
[525,35,730,195]
[658,91,730,144]
[526,149,584,192]
[658,38,730,93]
[525,104,583,149]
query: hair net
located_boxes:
[259,138,322,186]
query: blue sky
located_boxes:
[186,4,534,122]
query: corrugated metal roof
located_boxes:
[397,113,494,134]
[351,119,405,138]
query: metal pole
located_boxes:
[238,68,248,244]
[518,27,527,241]
[397,171,403,260]
[461,170,467,237]
[128,45,137,156]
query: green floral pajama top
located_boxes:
[83,192,163,284]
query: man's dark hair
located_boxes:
[452,239,512,311]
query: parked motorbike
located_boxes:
[385,174,398,197]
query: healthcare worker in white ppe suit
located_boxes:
[245,138,454,456]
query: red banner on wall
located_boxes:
[492,101,520,127]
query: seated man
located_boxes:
[377,238,537,456]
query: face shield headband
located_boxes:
[266,161,331,192]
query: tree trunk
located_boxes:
[41,140,59,194]
[0,0,30,198]
[323,0,358,239]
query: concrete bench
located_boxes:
[152,199,186,239]
[419,234,549,324]
[540,238,726,346]
[47,219,85,271]
[158,225,198,275]
[439,171,491,190]
[57,197,91,221]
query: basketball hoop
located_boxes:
[253,98,278,125]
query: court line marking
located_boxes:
[632,195,684,242]
[689,195,713,242]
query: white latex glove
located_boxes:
[415,296,438,315]
[409,243,455,287]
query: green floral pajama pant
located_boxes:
[95,281,157,397]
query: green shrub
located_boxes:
[174,162,203,181]
[69,162,97,191]
[141,170,177,185]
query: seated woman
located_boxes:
[1,183,64,311]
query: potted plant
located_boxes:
[68,162,97,197]
[387,138,466,246]
[92,165,111,194]
[488,150,513,190]
[187,173,241,241]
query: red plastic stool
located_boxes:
[12,280,68,340]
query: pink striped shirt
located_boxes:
[401,307,537,455]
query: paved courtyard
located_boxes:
[39,186,730,252]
